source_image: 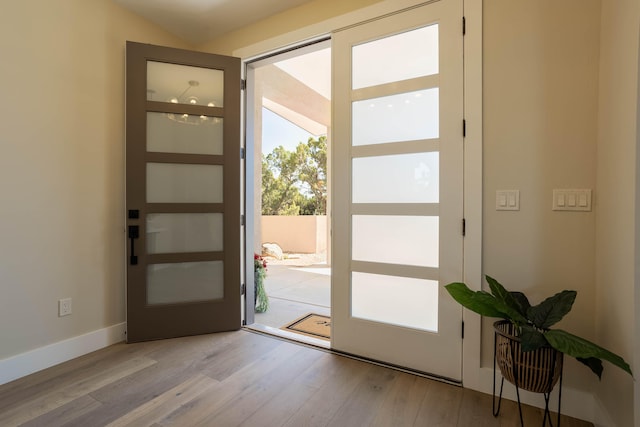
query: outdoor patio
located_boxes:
[249,253,331,346]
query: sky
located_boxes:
[261,107,314,155]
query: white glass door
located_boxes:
[332,0,464,381]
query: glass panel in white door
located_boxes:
[352,215,438,267]
[352,272,438,331]
[352,24,439,89]
[332,0,464,380]
[352,89,439,145]
[352,152,439,203]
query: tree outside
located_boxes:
[262,136,327,215]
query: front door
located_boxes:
[125,42,242,342]
[331,0,464,381]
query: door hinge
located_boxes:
[241,283,246,295]
[241,79,247,90]
[241,214,245,226]
[462,16,466,35]
[462,218,466,236]
[463,119,466,137]
[240,147,245,159]
[462,321,465,339]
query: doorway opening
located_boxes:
[245,40,332,347]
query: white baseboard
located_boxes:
[0,322,126,386]
[473,367,595,424]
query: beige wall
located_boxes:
[196,0,384,55]
[262,215,327,254]
[0,0,191,360]
[595,0,640,426]
[483,0,600,393]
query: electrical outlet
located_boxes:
[59,298,72,317]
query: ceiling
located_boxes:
[113,0,316,45]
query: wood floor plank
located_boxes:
[19,395,103,427]
[0,355,155,426]
[67,335,250,426]
[0,341,158,412]
[192,344,325,426]
[369,372,432,427]
[199,330,282,381]
[104,374,219,427]
[457,388,500,427]
[281,355,374,427]
[324,364,399,427]
[0,330,594,427]
[237,353,337,427]
[154,338,309,426]
[414,377,463,426]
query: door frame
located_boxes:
[237,0,482,389]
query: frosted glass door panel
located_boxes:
[352,89,439,145]
[147,163,223,203]
[352,24,439,89]
[147,261,224,305]
[352,272,438,332]
[147,61,224,107]
[353,152,439,203]
[353,215,438,267]
[147,112,223,155]
[147,213,223,254]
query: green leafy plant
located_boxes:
[254,254,269,313]
[445,276,632,379]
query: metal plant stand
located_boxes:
[492,321,564,427]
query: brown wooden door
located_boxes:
[125,42,242,342]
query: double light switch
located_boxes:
[496,190,520,211]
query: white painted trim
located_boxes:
[461,0,483,392]
[234,0,441,60]
[634,22,640,427]
[0,323,126,386]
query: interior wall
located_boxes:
[0,0,191,360]
[483,0,600,394]
[196,0,384,55]
[595,0,640,426]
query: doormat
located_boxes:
[282,313,331,340]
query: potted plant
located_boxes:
[254,253,269,313]
[445,276,633,423]
[446,275,632,379]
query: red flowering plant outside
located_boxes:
[254,253,267,271]
[254,254,269,312]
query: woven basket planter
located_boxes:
[494,320,563,394]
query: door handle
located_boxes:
[128,225,139,265]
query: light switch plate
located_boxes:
[553,189,592,211]
[496,190,520,211]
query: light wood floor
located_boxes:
[0,330,593,427]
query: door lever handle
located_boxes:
[128,225,139,265]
